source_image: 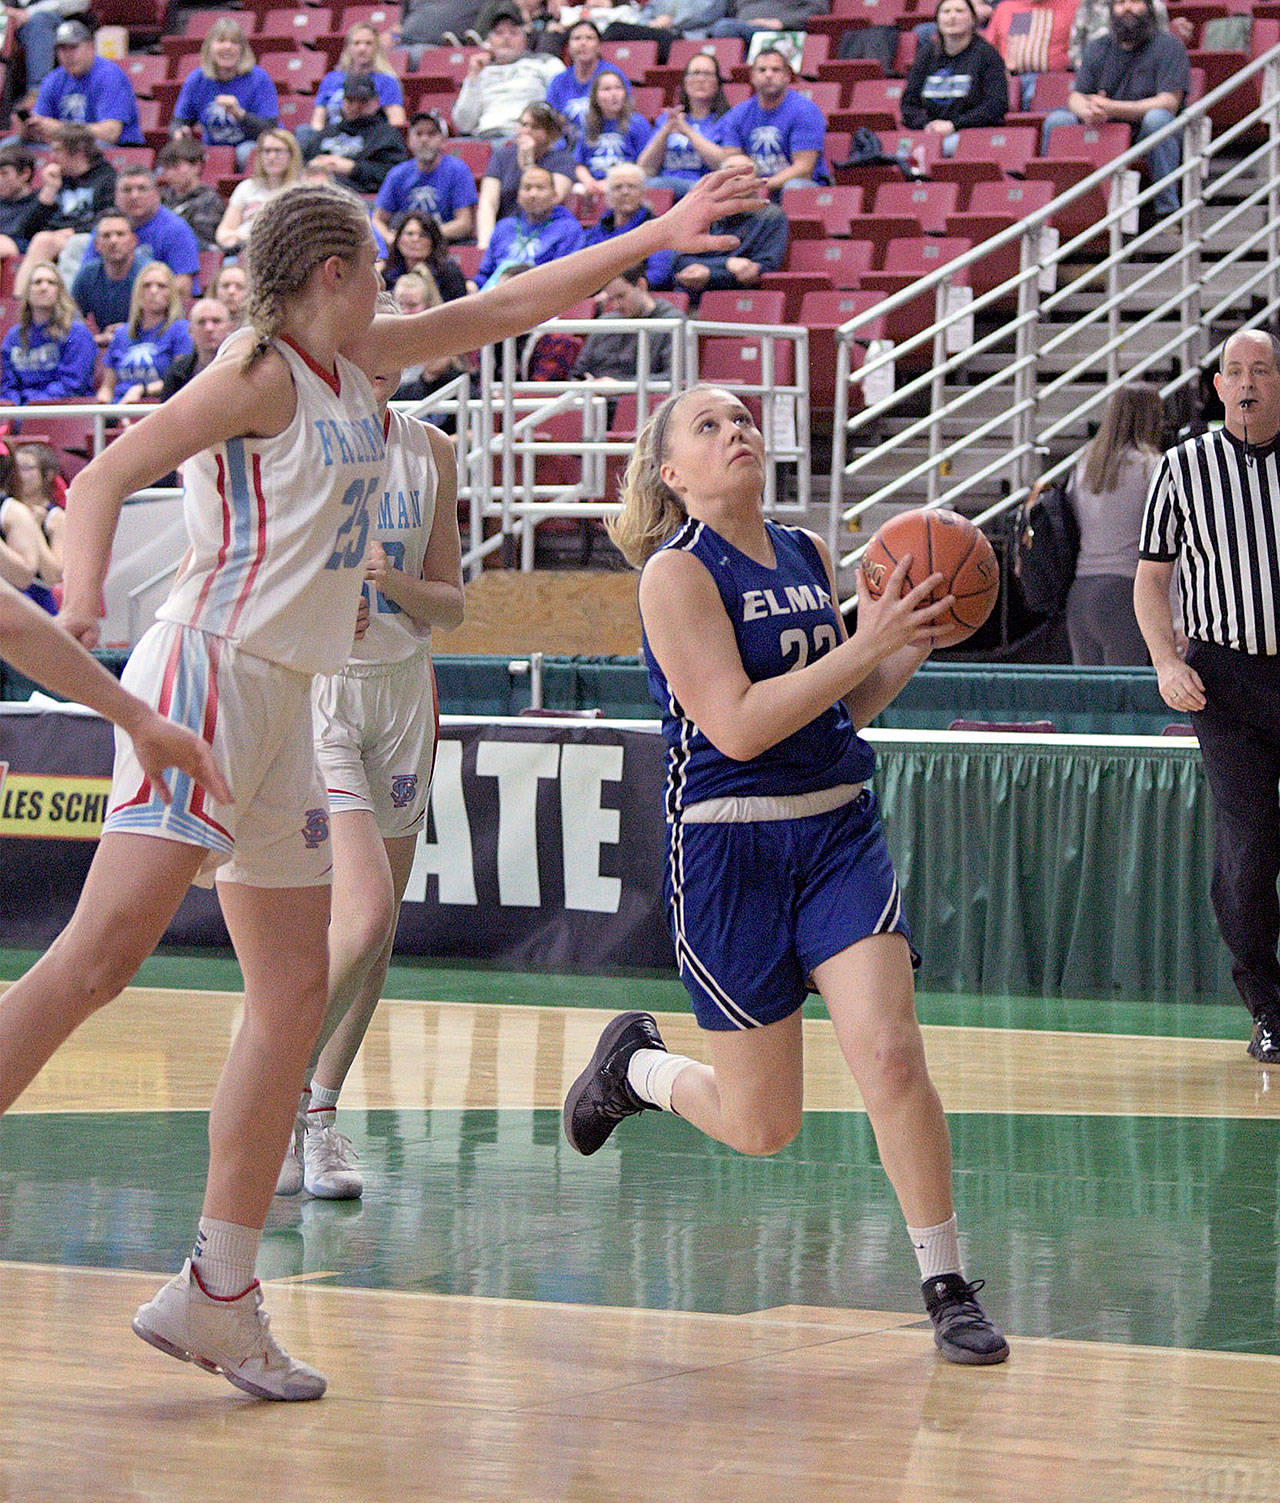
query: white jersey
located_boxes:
[353,403,440,666]
[157,335,386,676]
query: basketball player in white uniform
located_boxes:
[278,312,463,1201]
[0,168,764,1402]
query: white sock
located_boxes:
[906,1214,962,1283]
[308,1082,340,1129]
[191,1217,261,1298]
[295,1085,311,1125]
[626,1048,693,1113]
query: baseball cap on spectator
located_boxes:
[343,72,378,102]
[55,19,92,45]
[411,109,449,134]
[478,1,524,33]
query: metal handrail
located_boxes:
[828,41,1280,603]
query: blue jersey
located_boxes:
[644,519,873,812]
[104,319,193,387]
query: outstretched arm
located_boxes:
[0,580,232,804]
[350,165,762,370]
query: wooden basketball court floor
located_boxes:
[3,953,1280,1503]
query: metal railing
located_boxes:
[461,315,809,575]
[827,43,1280,593]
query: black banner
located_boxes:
[0,710,676,970]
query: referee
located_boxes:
[1135,327,1280,1061]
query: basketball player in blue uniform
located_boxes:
[563,385,1009,1365]
[0,171,763,1402]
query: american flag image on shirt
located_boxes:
[1003,7,1055,73]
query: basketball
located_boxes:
[860,507,1000,649]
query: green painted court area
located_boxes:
[3,1104,1279,1356]
[4,947,1277,1360]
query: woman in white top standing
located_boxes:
[0,168,761,1402]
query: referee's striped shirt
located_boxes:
[1139,426,1280,655]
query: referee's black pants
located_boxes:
[1187,639,1280,1025]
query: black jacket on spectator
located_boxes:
[0,191,46,251]
[900,35,1009,132]
[304,110,409,194]
[27,159,117,235]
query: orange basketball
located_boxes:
[861,508,1000,649]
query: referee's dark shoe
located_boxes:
[563,1011,664,1156]
[923,1275,1011,1365]
[1247,1015,1280,1063]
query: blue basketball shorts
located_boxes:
[665,787,916,1032]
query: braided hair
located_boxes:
[240,183,370,371]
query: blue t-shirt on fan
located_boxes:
[104,319,193,387]
[650,110,728,180]
[172,67,280,146]
[720,90,829,183]
[574,115,654,179]
[546,62,628,136]
[34,56,143,144]
[376,155,479,222]
[80,206,202,289]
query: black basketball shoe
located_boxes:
[563,1011,665,1155]
[922,1274,1010,1365]
[1248,1017,1280,1063]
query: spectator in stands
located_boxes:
[13,441,66,514]
[70,209,151,345]
[574,70,654,202]
[986,0,1077,109]
[1061,381,1163,665]
[570,261,684,382]
[671,149,786,296]
[399,0,486,56]
[214,128,303,257]
[0,144,46,260]
[2,442,64,602]
[638,52,732,198]
[213,263,247,326]
[475,102,574,249]
[170,19,280,171]
[97,261,192,405]
[85,166,202,300]
[306,21,407,153]
[159,297,233,400]
[381,210,470,299]
[900,0,1008,157]
[1042,0,1189,217]
[470,162,587,289]
[155,138,226,252]
[708,0,828,45]
[302,72,409,195]
[17,124,115,282]
[26,20,143,147]
[583,163,673,287]
[0,259,96,403]
[6,0,92,95]
[1068,0,1189,68]
[451,2,564,142]
[0,484,59,613]
[374,111,479,244]
[388,270,471,402]
[716,47,828,195]
[546,22,620,138]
